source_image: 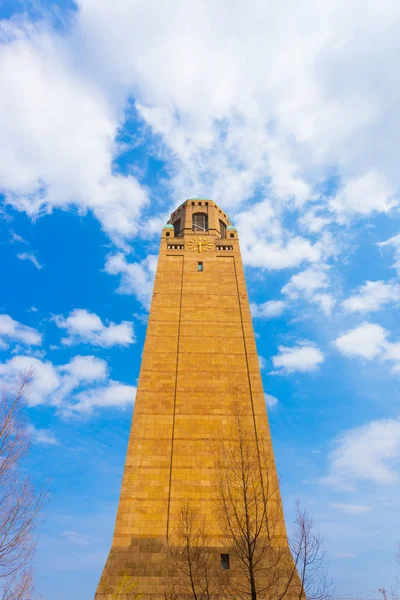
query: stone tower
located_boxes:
[95,199,296,599]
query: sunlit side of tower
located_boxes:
[95,199,295,599]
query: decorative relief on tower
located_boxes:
[186,237,213,253]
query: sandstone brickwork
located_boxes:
[95,199,296,600]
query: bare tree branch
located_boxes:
[167,504,225,599]
[215,402,302,600]
[0,372,48,600]
[166,402,332,600]
[289,501,334,600]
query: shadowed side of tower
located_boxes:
[95,199,297,599]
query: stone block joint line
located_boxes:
[165,254,185,542]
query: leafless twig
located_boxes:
[0,371,48,600]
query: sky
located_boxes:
[1,0,400,598]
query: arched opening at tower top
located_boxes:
[192,212,208,232]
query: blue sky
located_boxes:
[1,1,400,598]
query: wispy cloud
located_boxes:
[28,424,59,445]
[334,552,355,559]
[264,393,279,408]
[10,230,28,244]
[258,355,267,370]
[329,503,372,515]
[378,234,400,275]
[322,418,400,490]
[17,251,43,270]
[62,531,94,547]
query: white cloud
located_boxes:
[329,171,397,221]
[0,314,42,348]
[264,393,279,408]
[53,308,135,347]
[0,18,148,244]
[335,322,400,373]
[258,355,267,370]
[71,381,136,415]
[0,354,135,416]
[313,293,335,315]
[251,300,286,319]
[334,322,387,359]
[322,419,400,489]
[105,253,158,309]
[17,251,43,270]
[235,201,325,270]
[120,1,400,221]
[384,342,400,373]
[243,237,322,270]
[329,503,371,515]
[0,355,60,406]
[0,0,399,268]
[272,343,324,373]
[28,424,59,445]
[60,355,108,381]
[282,266,335,315]
[298,209,332,234]
[342,280,400,313]
[282,267,330,299]
[378,234,400,275]
[1,0,400,274]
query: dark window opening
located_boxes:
[166,232,170,237]
[191,201,195,205]
[230,233,234,238]
[220,220,227,238]
[174,219,181,237]
[198,201,202,205]
[221,554,230,570]
[197,262,203,272]
[205,202,208,205]
[192,212,208,232]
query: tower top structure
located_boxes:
[166,198,236,238]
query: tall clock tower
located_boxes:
[95,199,296,599]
